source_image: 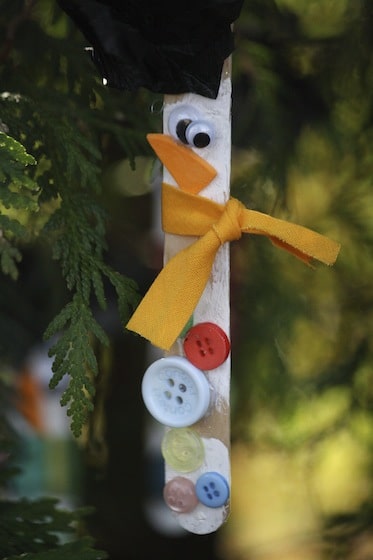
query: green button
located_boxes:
[161,428,205,472]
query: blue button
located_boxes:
[141,356,211,427]
[195,472,229,508]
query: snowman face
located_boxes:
[161,89,232,202]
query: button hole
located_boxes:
[164,391,172,399]
[176,396,183,404]
[196,340,203,347]
[199,350,206,357]
[167,378,175,386]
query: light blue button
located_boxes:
[141,356,210,427]
[195,472,229,508]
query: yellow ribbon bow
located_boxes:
[126,183,340,351]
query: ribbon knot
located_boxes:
[211,197,243,245]
[126,183,340,351]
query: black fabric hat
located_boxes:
[57,0,244,98]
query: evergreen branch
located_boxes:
[51,119,101,190]
[0,498,73,556]
[0,214,26,238]
[43,191,107,297]
[0,233,22,280]
[0,130,35,166]
[45,292,108,437]
[101,265,140,325]
[0,497,107,559]
[0,131,39,278]
[0,23,147,440]
[43,260,139,437]
[0,130,38,204]
[0,406,107,559]
[42,179,139,437]
[4,537,108,560]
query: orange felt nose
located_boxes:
[147,133,217,194]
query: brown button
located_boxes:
[163,476,199,513]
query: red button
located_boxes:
[183,322,230,370]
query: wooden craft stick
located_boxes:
[162,59,232,534]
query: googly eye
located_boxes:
[185,120,215,148]
[168,105,200,145]
[168,104,214,148]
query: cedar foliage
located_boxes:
[0,0,158,437]
[0,0,156,560]
[0,3,156,557]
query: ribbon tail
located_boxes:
[268,235,340,266]
[126,232,219,351]
[240,209,341,266]
[269,231,340,266]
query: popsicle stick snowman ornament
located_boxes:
[143,60,234,534]
[58,0,341,536]
[126,63,340,532]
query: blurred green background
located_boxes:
[1,1,373,559]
